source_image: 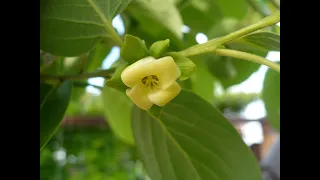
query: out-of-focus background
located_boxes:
[40,1,280,179]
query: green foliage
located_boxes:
[215,0,249,19]
[40,0,280,179]
[105,60,129,91]
[120,34,149,64]
[149,39,170,58]
[215,92,260,113]
[216,41,267,89]
[40,0,130,56]
[262,62,280,131]
[132,90,262,180]
[40,81,72,150]
[85,40,114,71]
[40,128,145,180]
[127,0,183,45]
[179,0,223,34]
[241,32,280,51]
[102,86,135,145]
[168,52,197,80]
[190,60,216,102]
[207,56,237,80]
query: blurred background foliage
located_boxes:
[40,127,149,180]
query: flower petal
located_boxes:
[148,81,181,106]
[126,83,153,110]
[121,56,156,88]
[153,56,181,89]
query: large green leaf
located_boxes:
[85,40,114,72]
[206,18,242,39]
[179,0,222,33]
[40,54,64,74]
[127,0,183,47]
[206,56,237,80]
[242,32,280,51]
[262,64,280,131]
[40,81,72,150]
[204,20,267,89]
[191,60,215,103]
[120,34,149,64]
[132,90,262,180]
[215,0,248,19]
[207,39,268,89]
[40,0,131,56]
[62,56,88,101]
[102,86,134,145]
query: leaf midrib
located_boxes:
[40,86,54,109]
[87,0,115,36]
[147,110,202,180]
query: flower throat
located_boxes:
[142,75,159,90]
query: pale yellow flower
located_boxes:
[121,56,181,110]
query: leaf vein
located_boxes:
[43,17,104,28]
[145,111,163,180]
[148,111,202,180]
[166,102,235,135]
[191,158,222,180]
[167,127,232,174]
[51,35,105,40]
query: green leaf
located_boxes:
[120,34,149,64]
[149,39,170,58]
[40,81,72,150]
[132,90,262,180]
[62,56,83,73]
[262,63,280,131]
[102,86,134,145]
[127,0,183,45]
[85,40,114,72]
[191,60,215,102]
[242,32,280,51]
[205,21,267,89]
[207,56,237,80]
[105,60,129,91]
[215,0,248,19]
[40,0,130,56]
[40,56,44,67]
[114,0,133,16]
[178,78,192,90]
[215,92,260,113]
[212,40,269,89]
[70,86,86,101]
[207,18,242,39]
[40,54,64,74]
[167,52,197,80]
[179,0,223,33]
[219,59,261,89]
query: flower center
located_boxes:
[141,75,159,90]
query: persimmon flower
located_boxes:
[121,56,181,110]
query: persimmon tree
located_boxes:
[40,0,280,179]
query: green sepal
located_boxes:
[149,39,170,58]
[167,52,197,81]
[120,34,149,64]
[105,60,129,91]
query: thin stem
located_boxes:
[179,10,280,57]
[215,49,280,73]
[87,0,123,47]
[40,68,115,81]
